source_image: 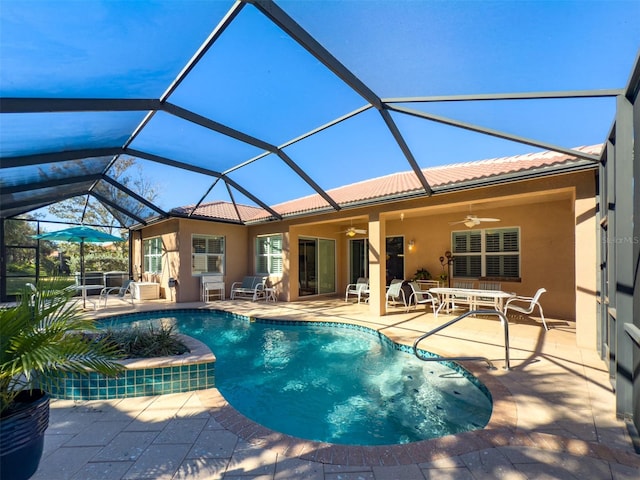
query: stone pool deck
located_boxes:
[32,298,639,479]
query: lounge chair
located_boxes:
[345,277,369,303]
[504,288,548,330]
[385,279,407,308]
[230,276,267,301]
[405,281,439,313]
[100,279,134,308]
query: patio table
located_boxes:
[429,287,515,318]
[69,284,105,310]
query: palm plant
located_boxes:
[0,281,124,414]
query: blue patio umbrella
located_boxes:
[33,226,124,307]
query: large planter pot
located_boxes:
[0,390,50,480]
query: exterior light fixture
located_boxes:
[408,240,415,251]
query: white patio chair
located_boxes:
[504,288,548,330]
[385,279,407,308]
[25,282,80,308]
[476,282,502,309]
[451,280,474,309]
[345,277,369,303]
[100,279,134,308]
[201,275,225,301]
[478,281,501,291]
[405,281,439,314]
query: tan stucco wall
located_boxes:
[132,220,179,300]
[574,176,598,348]
[321,175,593,321]
[134,219,248,302]
[175,219,249,302]
[134,169,598,344]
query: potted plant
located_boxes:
[0,282,123,480]
[413,268,431,281]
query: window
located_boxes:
[192,235,224,275]
[256,235,283,275]
[452,228,520,279]
[143,237,163,274]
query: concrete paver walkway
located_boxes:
[31,299,639,479]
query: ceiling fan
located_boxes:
[450,214,500,228]
[340,225,367,237]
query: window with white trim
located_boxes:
[143,237,163,274]
[192,235,224,275]
[452,227,520,279]
[256,234,283,275]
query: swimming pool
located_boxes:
[101,309,492,446]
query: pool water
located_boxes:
[103,310,492,446]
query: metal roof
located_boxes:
[1,1,637,227]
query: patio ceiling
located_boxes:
[1,1,638,228]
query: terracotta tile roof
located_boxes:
[170,201,263,223]
[174,145,601,223]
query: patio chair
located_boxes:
[230,276,267,301]
[201,275,225,301]
[451,280,474,309]
[478,281,501,291]
[24,282,82,309]
[345,277,369,303]
[405,281,439,314]
[504,288,548,330]
[100,279,134,308]
[385,279,407,308]
[476,282,502,309]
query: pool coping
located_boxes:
[195,360,521,466]
[95,307,640,468]
[115,334,215,369]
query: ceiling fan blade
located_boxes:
[340,226,367,236]
[476,218,500,222]
[449,220,466,225]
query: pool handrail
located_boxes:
[412,309,511,370]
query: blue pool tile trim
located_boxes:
[41,323,215,401]
[41,362,215,401]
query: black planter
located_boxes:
[0,390,50,480]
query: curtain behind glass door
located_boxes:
[299,239,316,296]
[318,239,335,294]
[349,238,368,284]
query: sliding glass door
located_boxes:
[386,236,404,284]
[349,238,368,284]
[299,237,335,296]
[349,237,404,286]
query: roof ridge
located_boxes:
[425,144,601,171]
[326,144,603,186]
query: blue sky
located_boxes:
[1,0,639,222]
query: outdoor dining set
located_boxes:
[345,278,548,330]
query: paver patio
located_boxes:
[31,299,639,479]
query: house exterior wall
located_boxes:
[134,169,597,347]
[132,219,179,300]
[575,176,598,348]
[174,219,249,302]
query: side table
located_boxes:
[264,287,277,303]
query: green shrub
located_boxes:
[82,324,189,359]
